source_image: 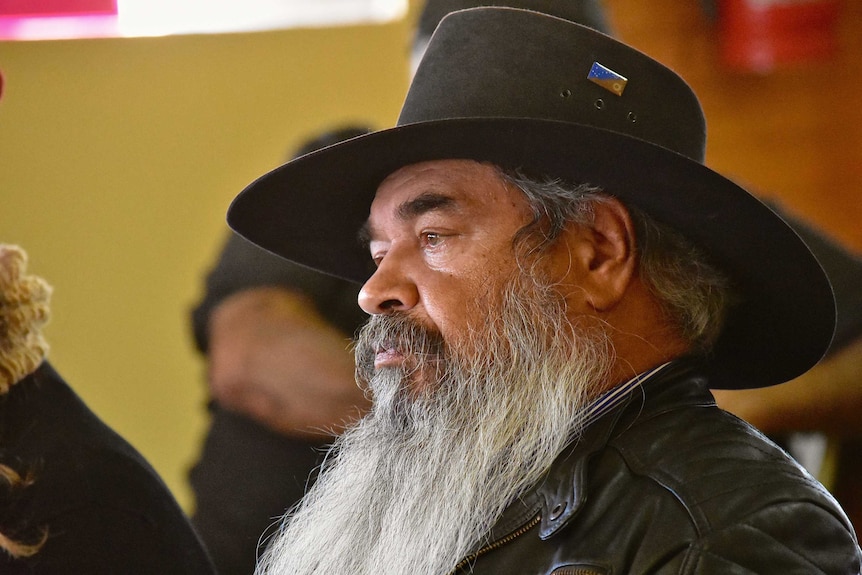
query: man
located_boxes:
[228,8,861,574]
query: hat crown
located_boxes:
[400,7,706,163]
[415,0,611,40]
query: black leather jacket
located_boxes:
[454,361,862,574]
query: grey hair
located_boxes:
[497,169,733,352]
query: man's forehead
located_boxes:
[371,159,511,210]
[359,159,523,243]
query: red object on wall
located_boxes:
[0,0,116,17]
[718,0,842,73]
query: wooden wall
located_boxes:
[605,0,862,253]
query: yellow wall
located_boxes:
[0,20,410,508]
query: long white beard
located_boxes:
[256,275,613,575]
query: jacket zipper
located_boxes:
[448,513,542,574]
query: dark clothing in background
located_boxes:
[189,405,327,575]
[0,362,215,575]
[189,232,366,575]
[773,206,862,530]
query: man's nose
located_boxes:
[358,253,419,315]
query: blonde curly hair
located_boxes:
[0,245,52,559]
[0,245,52,394]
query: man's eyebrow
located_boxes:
[395,191,458,221]
[357,191,459,248]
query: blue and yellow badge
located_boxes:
[587,62,628,96]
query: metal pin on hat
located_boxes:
[587,62,628,96]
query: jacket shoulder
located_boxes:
[606,395,861,573]
[613,397,839,530]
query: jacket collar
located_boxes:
[485,358,712,542]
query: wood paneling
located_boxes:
[605,0,862,252]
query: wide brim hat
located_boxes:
[228,7,835,390]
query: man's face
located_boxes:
[358,159,536,377]
[258,161,617,575]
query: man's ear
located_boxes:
[550,197,638,313]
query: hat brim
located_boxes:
[228,117,835,390]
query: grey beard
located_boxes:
[256,275,614,575]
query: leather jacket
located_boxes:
[454,361,862,574]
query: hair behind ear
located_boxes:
[628,205,733,351]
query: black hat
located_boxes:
[228,7,835,390]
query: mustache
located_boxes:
[355,313,446,380]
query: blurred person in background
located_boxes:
[0,244,214,574]
[188,128,372,574]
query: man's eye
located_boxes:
[370,251,385,268]
[422,232,443,248]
